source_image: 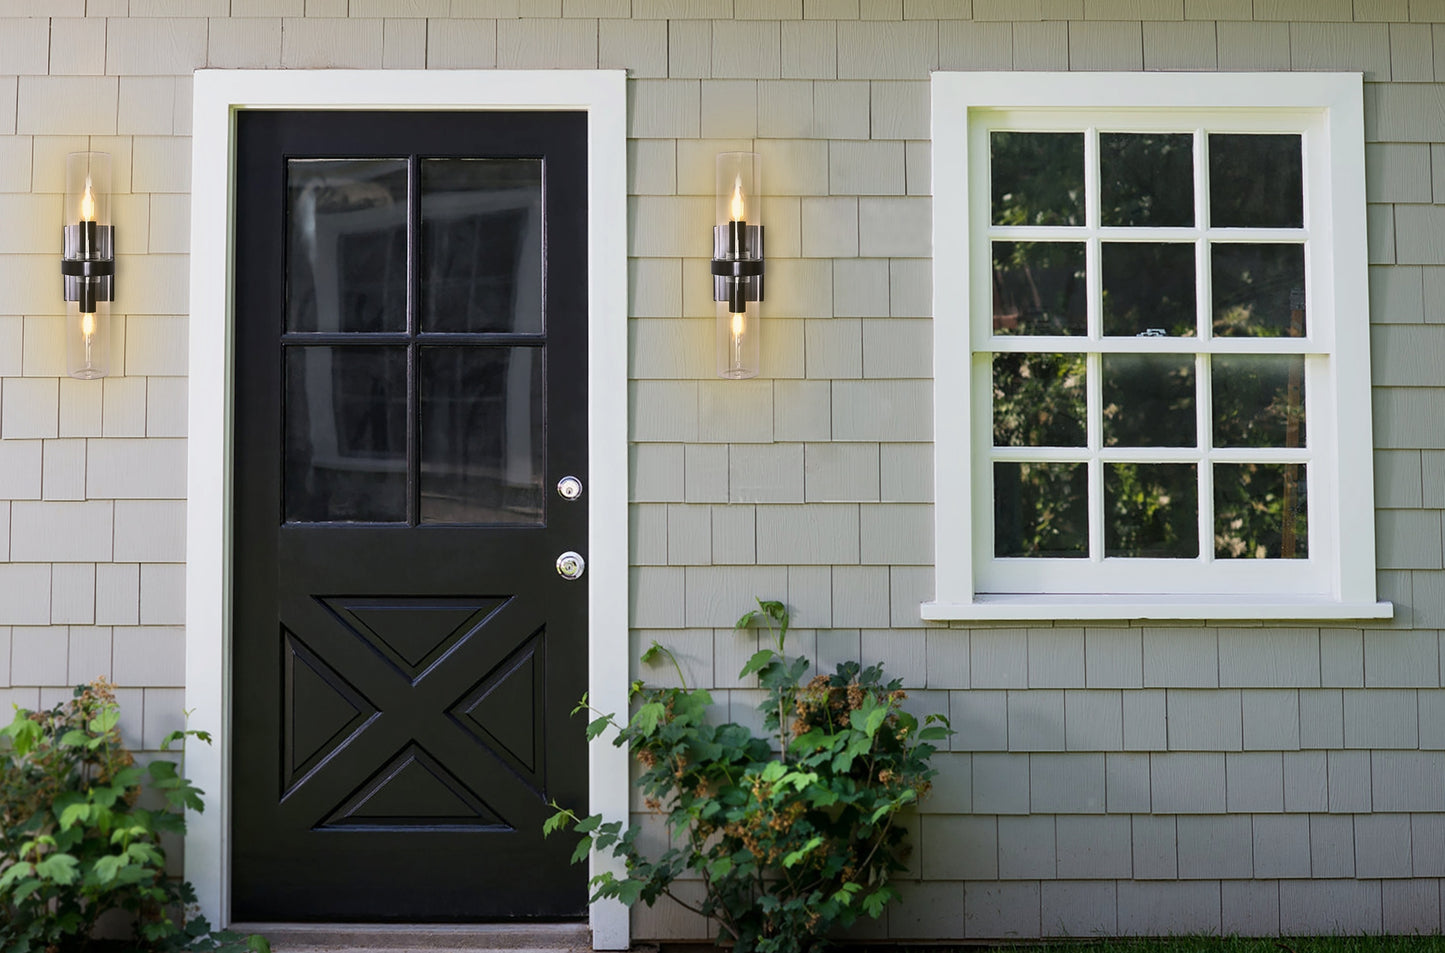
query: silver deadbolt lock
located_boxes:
[557,475,583,500]
[556,551,586,580]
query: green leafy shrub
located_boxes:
[0,679,268,953]
[547,601,951,953]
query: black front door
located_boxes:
[231,111,588,922]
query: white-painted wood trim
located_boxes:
[931,67,976,608]
[921,596,1394,622]
[185,70,630,949]
[926,71,1389,623]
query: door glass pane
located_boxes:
[284,346,407,522]
[1211,243,1306,337]
[1105,463,1199,558]
[1100,132,1194,227]
[286,159,407,333]
[1102,242,1197,337]
[992,353,1086,447]
[421,159,543,333]
[1209,133,1304,228]
[1212,355,1306,448]
[994,462,1088,558]
[1102,354,1197,447]
[1215,463,1308,559]
[992,241,1087,335]
[991,131,1085,226]
[420,346,545,524]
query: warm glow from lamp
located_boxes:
[713,152,762,379]
[62,152,113,380]
[80,178,96,223]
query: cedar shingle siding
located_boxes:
[2,0,1444,938]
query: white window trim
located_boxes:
[925,71,1391,623]
[185,70,631,947]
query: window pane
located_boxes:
[1215,463,1308,559]
[1212,355,1306,448]
[1100,132,1194,227]
[421,159,543,333]
[1211,243,1306,337]
[420,346,545,525]
[991,132,1085,227]
[1209,133,1303,228]
[284,346,407,523]
[992,241,1087,336]
[1105,463,1199,558]
[1102,242,1197,337]
[994,462,1088,558]
[1102,354,1196,447]
[287,159,408,333]
[993,353,1086,448]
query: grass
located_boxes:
[968,939,1445,953]
[661,939,1445,953]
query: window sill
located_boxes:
[921,594,1395,623]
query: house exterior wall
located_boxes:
[0,0,1442,939]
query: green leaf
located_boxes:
[585,715,613,742]
[57,801,91,831]
[706,856,733,879]
[89,706,120,734]
[738,649,776,679]
[781,835,823,868]
[92,854,125,884]
[34,853,79,885]
[630,701,666,734]
[759,760,787,783]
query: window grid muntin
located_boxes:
[982,119,1315,569]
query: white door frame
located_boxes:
[185,69,630,948]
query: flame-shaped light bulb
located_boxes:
[80,177,96,223]
[730,174,745,222]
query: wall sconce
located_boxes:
[712,152,763,379]
[61,151,114,380]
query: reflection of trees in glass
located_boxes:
[992,241,1086,335]
[1102,242,1197,337]
[994,462,1088,557]
[286,159,409,333]
[284,346,408,523]
[1212,243,1306,337]
[1209,133,1303,228]
[991,132,1084,226]
[1212,355,1306,448]
[993,353,1086,447]
[1215,463,1308,559]
[1100,132,1194,227]
[1102,354,1196,447]
[1105,463,1198,557]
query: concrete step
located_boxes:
[233,922,595,952]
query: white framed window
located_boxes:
[926,72,1392,622]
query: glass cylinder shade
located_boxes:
[65,152,111,229]
[714,152,762,380]
[62,152,114,380]
[66,300,110,379]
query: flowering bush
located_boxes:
[547,601,950,953]
[0,680,268,953]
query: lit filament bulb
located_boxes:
[80,177,96,223]
[81,311,95,344]
[728,174,747,347]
